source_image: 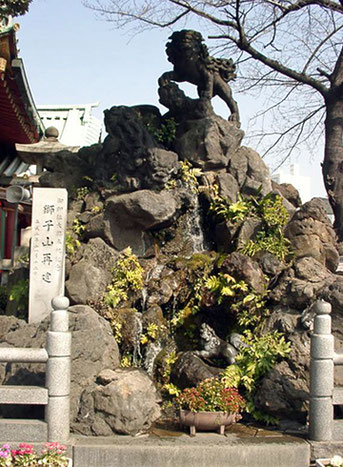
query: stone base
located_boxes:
[0,419,48,441]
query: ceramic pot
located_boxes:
[316,460,342,467]
[179,409,241,436]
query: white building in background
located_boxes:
[37,103,102,147]
[272,163,312,203]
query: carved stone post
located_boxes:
[309,300,334,441]
[45,296,71,442]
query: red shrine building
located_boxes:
[0,17,43,265]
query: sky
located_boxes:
[16,0,327,201]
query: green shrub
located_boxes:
[209,188,291,261]
[8,279,29,314]
[104,247,144,309]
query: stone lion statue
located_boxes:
[159,30,240,124]
[194,323,249,365]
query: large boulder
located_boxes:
[285,198,339,272]
[85,189,178,256]
[96,106,179,190]
[228,146,273,196]
[0,305,120,426]
[272,181,302,208]
[106,189,177,230]
[39,149,94,192]
[85,210,154,257]
[170,351,222,389]
[204,170,240,203]
[270,257,334,309]
[254,307,311,422]
[174,115,244,170]
[75,368,161,435]
[254,360,309,422]
[66,238,118,305]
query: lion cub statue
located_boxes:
[195,323,248,365]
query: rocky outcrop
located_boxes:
[285,198,339,272]
[220,252,267,294]
[174,115,244,170]
[228,146,272,196]
[0,305,120,426]
[254,360,309,422]
[13,78,341,429]
[96,106,179,190]
[272,181,302,208]
[270,257,334,309]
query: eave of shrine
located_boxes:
[0,26,43,145]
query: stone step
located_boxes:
[333,387,343,405]
[73,433,310,467]
[0,419,47,442]
[0,386,48,405]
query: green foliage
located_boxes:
[75,186,90,201]
[170,276,205,329]
[72,218,85,236]
[17,253,29,265]
[241,231,291,262]
[65,217,85,258]
[166,160,203,192]
[91,205,103,214]
[221,331,291,424]
[104,247,144,309]
[209,187,291,261]
[235,291,268,328]
[162,350,178,380]
[65,232,80,257]
[140,323,167,344]
[110,316,123,344]
[204,272,268,328]
[8,279,28,313]
[153,118,177,146]
[168,253,216,330]
[176,377,246,413]
[120,353,133,368]
[205,273,248,304]
[162,383,181,397]
[159,350,181,397]
[210,188,252,223]
[179,160,203,192]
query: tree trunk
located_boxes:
[323,97,343,242]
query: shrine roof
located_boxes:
[0,24,44,145]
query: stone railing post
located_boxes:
[309,299,334,441]
[45,296,71,442]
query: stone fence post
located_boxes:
[45,296,71,442]
[309,299,334,441]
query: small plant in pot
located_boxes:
[176,377,246,436]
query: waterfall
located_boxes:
[186,196,206,255]
[132,313,143,366]
[144,341,162,377]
